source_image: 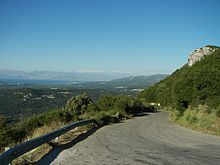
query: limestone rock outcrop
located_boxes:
[188,46,218,66]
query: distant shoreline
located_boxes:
[0,79,75,85]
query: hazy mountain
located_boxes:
[109,74,168,88]
[0,69,131,81]
[70,74,168,89]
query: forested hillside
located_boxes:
[139,46,220,110]
[139,46,220,134]
[0,88,108,124]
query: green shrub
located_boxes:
[215,106,220,117]
[0,94,155,146]
[190,116,197,124]
[65,93,92,116]
[0,127,15,146]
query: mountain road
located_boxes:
[50,112,220,165]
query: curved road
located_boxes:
[51,112,220,165]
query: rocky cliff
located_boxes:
[188,46,219,67]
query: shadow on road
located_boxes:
[132,111,156,117]
[35,112,155,164]
[35,127,98,165]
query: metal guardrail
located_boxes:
[0,119,96,165]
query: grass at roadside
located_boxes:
[12,125,93,165]
[169,106,220,136]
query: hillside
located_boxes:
[139,45,220,134]
[110,74,168,88]
[74,74,168,89]
[139,45,220,109]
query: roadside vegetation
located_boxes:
[139,46,220,135]
[170,105,220,135]
[0,94,155,149]
[0,87,118,124]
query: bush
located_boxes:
[97,95,117,110]
[190,116,197,124]
[0,94,155,146]
[65,93,93,116]
[0,115,5,128]
[215,106,220,117]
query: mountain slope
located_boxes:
[109,74,168,88]
[139,46,220,110]
[139,45,220,134]
[70,74,168,90]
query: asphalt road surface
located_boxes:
[50,112,220,165]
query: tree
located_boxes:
[0,115,6,129]
[65,93,93,116]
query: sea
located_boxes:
[0,79,76,85]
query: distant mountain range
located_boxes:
[70,74,168,89]
[0,69,168,83]
[0,69,168,89]
[109,74,168,88]
[0,69,131,81]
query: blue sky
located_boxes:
[0,0,220,75]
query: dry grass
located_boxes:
[171,107,220,136]
[12,144,52,165]
[11,123,93,165]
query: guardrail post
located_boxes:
[54,137,59,142]
[4,147,10,152]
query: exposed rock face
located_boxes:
[188,46,218,66]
